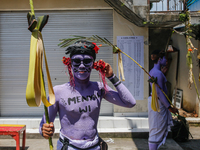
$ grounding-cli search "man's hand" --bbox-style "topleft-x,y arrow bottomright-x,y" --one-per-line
104,62 -> 113,78
93,59 -> 113,77
169,107 -> 179,115
42,122 -> 54,139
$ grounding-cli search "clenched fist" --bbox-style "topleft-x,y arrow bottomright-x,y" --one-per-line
42,122 -> 54,139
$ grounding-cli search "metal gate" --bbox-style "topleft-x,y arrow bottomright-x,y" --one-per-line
0,10 -> 113,116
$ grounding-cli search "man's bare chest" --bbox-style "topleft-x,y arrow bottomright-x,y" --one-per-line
59,90 -> 102,114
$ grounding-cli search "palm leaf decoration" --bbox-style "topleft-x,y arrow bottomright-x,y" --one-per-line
58,35 -> 172,104
59,35 -> 124,81
58,35 -> 120,53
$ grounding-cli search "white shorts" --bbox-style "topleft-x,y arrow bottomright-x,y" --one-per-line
57,132 -> 100,150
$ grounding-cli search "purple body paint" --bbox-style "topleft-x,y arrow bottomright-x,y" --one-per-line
40,54 -> 136,143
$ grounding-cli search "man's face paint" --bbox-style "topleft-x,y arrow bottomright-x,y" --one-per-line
71,54 -> 94,81
159,56 -> 167,66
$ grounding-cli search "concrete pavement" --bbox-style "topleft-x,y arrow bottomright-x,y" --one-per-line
1,126 -> 200,150
0,128 -> 184,150
0,117 -> 200,150
0,137 -> 182,150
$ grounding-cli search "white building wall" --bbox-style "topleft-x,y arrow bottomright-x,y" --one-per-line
171,33 -> 200,114
0,0 -> 149,117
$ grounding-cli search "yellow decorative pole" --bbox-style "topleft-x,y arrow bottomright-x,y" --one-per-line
117,47 -> 173,105
26,0 -> 55,149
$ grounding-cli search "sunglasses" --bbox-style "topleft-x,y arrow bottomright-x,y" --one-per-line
71,58 -> 93,66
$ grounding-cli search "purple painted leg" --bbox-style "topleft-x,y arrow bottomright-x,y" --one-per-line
149,143 -> 158,150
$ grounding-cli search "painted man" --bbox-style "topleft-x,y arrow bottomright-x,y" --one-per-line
39,40 -> 136,150
148,50 -> 179,150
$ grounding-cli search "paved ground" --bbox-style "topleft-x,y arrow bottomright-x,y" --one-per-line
176,125 -> 200,150
0,138 -> 182,150
0,125 -> 199,150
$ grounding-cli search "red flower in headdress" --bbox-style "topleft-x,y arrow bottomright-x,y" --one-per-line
62,57 -> 71,66
92,43 -> 99,54
62,57 -> 75,88
93,60 -> 106,72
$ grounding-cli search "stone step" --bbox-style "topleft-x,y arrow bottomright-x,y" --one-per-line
0,117 -> 150,138
0,116 -> 176,139
0,116 -> 149,132
1,116 -> 198,131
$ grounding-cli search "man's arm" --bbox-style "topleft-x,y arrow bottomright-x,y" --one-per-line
155,72 -> 171,109
102,62 -> 136,108
39,92 -> 59,138
155,72 -> 179,114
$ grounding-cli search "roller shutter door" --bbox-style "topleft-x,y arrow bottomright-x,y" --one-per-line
0,10 -> 113,117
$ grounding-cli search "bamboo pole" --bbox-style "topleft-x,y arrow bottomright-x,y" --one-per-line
118,49 -> 173,105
